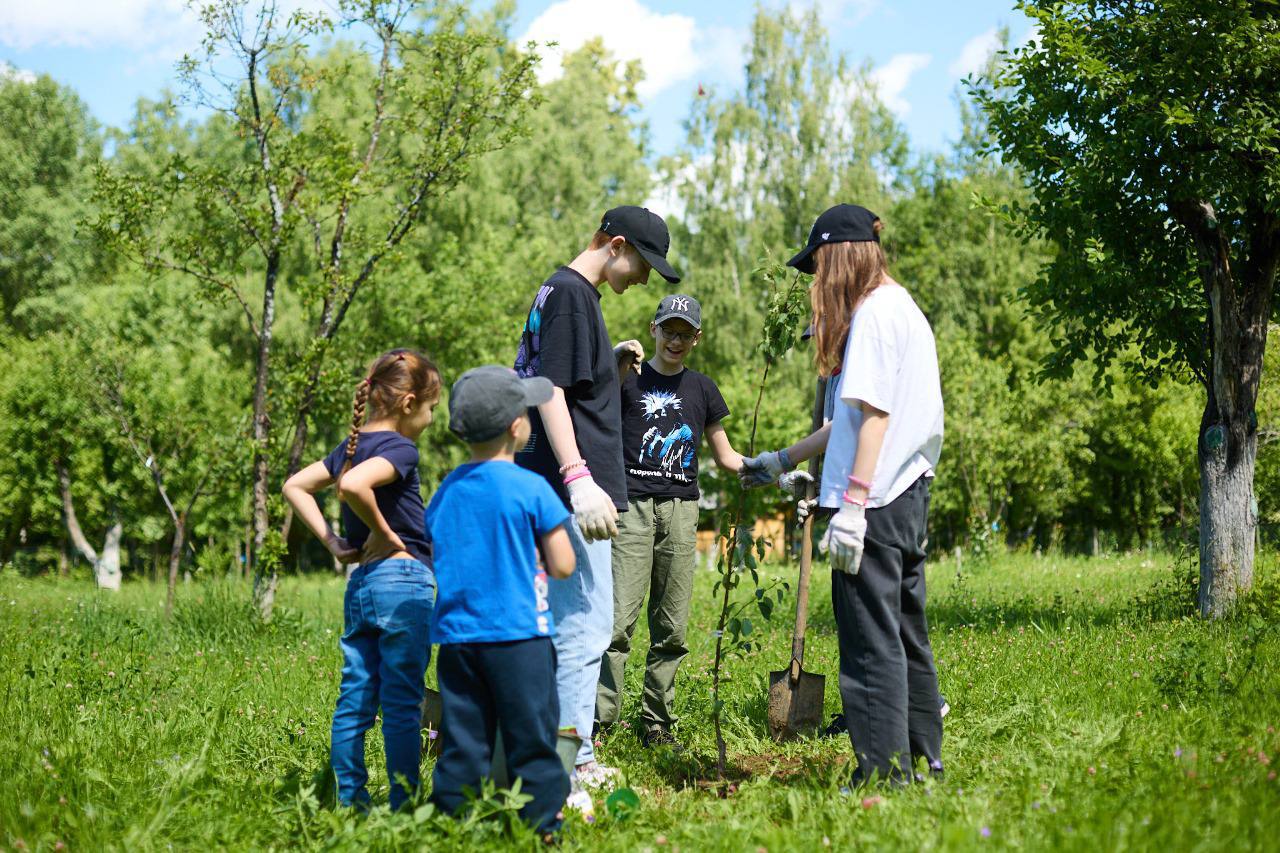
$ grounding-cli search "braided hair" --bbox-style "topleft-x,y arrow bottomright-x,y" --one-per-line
337,348 -> 441,488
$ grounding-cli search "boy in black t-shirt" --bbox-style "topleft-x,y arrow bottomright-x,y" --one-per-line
514,206 -> 681,786
595,294 -> 744,748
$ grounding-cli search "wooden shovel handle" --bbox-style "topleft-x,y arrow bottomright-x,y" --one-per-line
789,376 -> 826,683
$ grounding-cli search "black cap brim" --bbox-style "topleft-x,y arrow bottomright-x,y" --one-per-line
636,246 -> 681,284
786,244 -> 818,275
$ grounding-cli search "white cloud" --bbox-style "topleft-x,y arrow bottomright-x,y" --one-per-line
519,0 -> 709,98
787,0 -> 879,27
949,27 -> 1001,79
0,1 -> 201,51
0,1 -> 330,57
871,52 -> 930,117
1,61 -> 36,84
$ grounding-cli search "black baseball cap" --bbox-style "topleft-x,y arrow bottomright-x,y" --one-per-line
786,204 -> 881,274
653,294 -> 701,329
600,205 -> 682,284
448,365 -> 554,443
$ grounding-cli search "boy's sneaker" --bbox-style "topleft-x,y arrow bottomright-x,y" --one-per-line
639,726 -> 686,754
564,788 -> 596,824
573,761 -> 620,789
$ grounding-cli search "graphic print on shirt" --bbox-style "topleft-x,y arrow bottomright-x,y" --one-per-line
514,284 -> 554,378
637,390 -> 695,477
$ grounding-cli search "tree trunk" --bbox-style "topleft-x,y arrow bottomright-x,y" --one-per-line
1176,199 -> 1275,618
58,462 -> 122,591
1198,416 -> 1256,617
251,250 -> 280,621
96,519 -> 123,591
166,516 -> 185,618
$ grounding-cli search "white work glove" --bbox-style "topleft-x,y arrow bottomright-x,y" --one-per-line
778,470 -> 816,524
566,475 -> 619,542
614,339 -> 644,376
820,502 -> 867,574
738,449 -> 793,489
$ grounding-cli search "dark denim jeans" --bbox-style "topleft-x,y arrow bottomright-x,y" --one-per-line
330,558 -> 434,810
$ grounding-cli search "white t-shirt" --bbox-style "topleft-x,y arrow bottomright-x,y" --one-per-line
819,283 -> 944,509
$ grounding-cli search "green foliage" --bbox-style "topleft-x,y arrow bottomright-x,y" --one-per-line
975,0 -> 1280,385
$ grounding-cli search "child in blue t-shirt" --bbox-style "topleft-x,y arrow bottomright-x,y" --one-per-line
426,365 -> 576,837
282,348 -> 442,812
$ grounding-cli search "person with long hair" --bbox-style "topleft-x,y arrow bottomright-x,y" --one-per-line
743,205 -> 945,786
282,348 -> 442,810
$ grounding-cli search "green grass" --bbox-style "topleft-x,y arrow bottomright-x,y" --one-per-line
2,549 -> 1278,851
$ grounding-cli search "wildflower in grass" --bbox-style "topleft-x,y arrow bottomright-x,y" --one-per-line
1174,747 -> 1182,758
981,827 -> 991,838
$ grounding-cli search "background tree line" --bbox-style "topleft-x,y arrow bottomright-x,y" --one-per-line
1,1 -> 1276,608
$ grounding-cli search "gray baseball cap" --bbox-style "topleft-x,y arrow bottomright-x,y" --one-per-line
653,294 -> 701,329
448,365 -> 554,443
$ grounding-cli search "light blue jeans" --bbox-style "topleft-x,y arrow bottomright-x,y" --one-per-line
550,518 -> 613,765
330,558 -> 434,811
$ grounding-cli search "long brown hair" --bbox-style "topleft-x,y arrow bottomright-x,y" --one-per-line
339,348 -> 441,485
810,222 -> 888,377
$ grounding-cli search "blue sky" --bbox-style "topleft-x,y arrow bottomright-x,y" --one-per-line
2,1 -> 1033,157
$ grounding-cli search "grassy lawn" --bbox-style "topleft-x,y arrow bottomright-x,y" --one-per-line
2,549 -> 1278,851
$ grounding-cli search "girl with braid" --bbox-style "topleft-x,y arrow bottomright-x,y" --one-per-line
283,348 -> 442,811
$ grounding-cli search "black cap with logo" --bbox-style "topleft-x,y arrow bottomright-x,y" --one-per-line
786,204 -> 881,275
600,205 -> 682,284
653,294 -> 701,330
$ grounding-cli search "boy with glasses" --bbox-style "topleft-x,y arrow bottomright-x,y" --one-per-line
595,294 -> 744,749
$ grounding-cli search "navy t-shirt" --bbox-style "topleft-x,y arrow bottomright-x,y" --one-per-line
322,431 -> 431,566
514,267 -> 628,512
426,461 -> 571,643
620,364 -> 729,501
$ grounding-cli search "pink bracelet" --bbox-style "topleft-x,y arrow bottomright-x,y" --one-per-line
563,469 -> 592,486
842,490 -> 867,507
847,474 -> 872,490
558,459 -> 587,475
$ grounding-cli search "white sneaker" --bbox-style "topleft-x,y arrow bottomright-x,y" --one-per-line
573,761 -> 620,789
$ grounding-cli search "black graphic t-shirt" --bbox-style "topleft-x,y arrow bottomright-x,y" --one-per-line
514,267 -> 628,512
620,363 -> 729,501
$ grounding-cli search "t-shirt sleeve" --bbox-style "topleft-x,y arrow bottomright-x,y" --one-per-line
703,376 -> 730,426
534,291 -> 596,390
378,438 -> 420,480
322,442 -> 347,479
839,307 -> 900,414
532,477 -> 572,536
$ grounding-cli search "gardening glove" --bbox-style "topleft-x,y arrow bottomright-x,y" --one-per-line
778,469 -> 816,524
820,502 -> 867,574
795,497 -> 819,526
614,339 -> 644,376
567,475 -> 619,542
738,449 -> 793,489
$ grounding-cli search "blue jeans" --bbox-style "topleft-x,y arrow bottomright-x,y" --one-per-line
550,519 -> 613,765
330,558 -> 435,810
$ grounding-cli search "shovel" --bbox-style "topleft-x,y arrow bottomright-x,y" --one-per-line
767,378 -> 827,741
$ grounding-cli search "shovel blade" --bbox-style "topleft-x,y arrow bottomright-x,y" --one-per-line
767,666 -> 826,741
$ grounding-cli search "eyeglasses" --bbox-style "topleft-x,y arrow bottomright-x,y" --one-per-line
658,326 -> 697,344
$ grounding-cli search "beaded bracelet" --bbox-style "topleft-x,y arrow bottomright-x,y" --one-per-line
558,459 -> 587,475
563,468 -> 592,486
841,490 -> 867,507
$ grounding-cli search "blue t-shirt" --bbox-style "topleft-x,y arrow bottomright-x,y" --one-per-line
322,431 -> 431,566
425,461 -> 571,643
